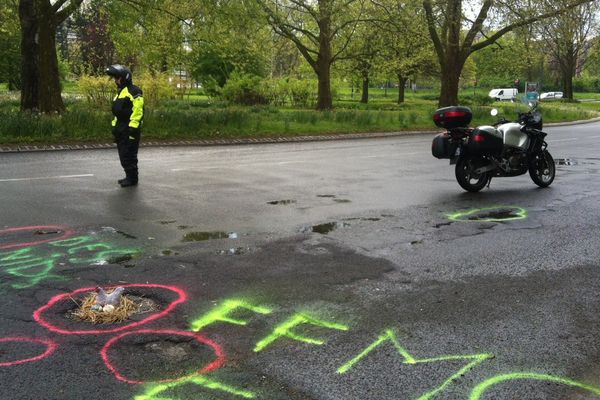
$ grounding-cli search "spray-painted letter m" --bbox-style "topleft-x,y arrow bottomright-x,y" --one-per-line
337,329 -> 493,400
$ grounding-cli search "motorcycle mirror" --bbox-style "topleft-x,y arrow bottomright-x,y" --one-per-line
490,108 -> 498,116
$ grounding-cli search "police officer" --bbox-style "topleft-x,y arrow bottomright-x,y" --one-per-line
105,64 -> 144,187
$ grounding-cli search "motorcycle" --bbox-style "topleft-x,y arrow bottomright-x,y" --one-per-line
431,101 -> 555,192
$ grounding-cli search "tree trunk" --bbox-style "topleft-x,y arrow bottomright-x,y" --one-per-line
438,61 -> 464,107
315,9 -> 333,110
397,75 -> 408,104
360,76 -> 369,103
19,0 -> 65,113
19,0 -> 39,111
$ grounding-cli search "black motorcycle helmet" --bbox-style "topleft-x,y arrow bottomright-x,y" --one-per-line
105,64 -> 132,87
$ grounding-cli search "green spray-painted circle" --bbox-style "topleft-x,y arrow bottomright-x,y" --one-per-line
469,372 -> 600,400
447,206 -> 527,222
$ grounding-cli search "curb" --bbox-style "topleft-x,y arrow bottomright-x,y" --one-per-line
0,130 -> 437,153
1,116 -> 598,153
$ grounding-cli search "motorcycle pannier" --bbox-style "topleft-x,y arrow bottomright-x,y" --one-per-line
467,128 -> 503,155
432,133 -> 457,159
432,106 -> 472,129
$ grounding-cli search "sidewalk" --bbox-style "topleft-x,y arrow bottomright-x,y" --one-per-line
0,130 -> 435,153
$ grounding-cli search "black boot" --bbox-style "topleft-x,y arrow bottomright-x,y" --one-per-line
120,169 -> 138,187
119,178 -> 138,187
118,177 -> 127,185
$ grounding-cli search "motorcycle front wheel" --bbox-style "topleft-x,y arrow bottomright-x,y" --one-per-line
528,150 -> 555,188
455,156 -> 490,192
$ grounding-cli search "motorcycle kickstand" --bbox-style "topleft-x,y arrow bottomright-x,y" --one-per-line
486,177 -> 493,188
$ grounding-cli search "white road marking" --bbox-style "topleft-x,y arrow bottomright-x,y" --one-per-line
0,174 -> 94,182
552,138 -> 578,142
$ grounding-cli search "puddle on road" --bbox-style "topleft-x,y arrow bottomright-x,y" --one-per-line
447,206 -> 527,222
333,199 -> 352,203
182,231 -> 238,242
34,229 -> 60,235
100,227 -> 137,239
310,222 -> 350,234
344,217 -> 381,222
267,200 -> 297,205
217,247 -> 252,256
555,158 -> 599,166
317,194 -> 336,198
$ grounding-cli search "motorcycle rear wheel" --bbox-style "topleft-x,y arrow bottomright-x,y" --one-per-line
455,156 -> 490,192
529,150 -> 555,188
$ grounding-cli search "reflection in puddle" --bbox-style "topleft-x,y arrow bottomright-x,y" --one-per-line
555,158 -> 598,166
311,222 -> 350,234
217,247 -> 251,256
182,232 -> 238,242
267,200 -> 297,205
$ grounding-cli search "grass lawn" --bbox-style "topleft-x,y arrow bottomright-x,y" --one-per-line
0,84 -> 598,145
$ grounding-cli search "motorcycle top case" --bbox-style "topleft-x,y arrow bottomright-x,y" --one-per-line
432,106 -> 472,129
467,126 -> 503,155
432,133 -> 457,159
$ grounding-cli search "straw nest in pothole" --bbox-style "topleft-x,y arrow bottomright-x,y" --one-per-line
69,291 -> 156,324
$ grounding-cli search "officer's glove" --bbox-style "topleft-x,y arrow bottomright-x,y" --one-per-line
127,127 -> 141,141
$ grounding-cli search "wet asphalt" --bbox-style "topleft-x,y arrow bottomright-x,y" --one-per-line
1,122 -> 600,399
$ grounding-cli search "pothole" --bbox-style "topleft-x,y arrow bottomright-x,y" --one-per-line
182,231 -> 237,242
216,247 -> 252,256
447,206 -> 527,222
267,200 -> 297,205
309,222 -> 350,234
555,158 -> 598,166
66,291 -> 158,325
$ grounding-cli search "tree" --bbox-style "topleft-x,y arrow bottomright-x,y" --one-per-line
540,0 -> 599,99
342,2 -> 383,103
472,33 -> 544,88
72,2 -> 115,75
186,0 -> 271,94
256,0 -> 367,110
422,0 -> 597,107
371,0 -> 436,103
18,0 -> 85,113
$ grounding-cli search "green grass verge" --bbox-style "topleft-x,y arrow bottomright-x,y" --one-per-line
0,91 -> 598,145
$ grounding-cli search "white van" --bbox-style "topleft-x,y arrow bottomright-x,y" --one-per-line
488,88 -> 518,101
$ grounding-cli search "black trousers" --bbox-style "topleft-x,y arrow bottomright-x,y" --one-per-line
114,128 -> 140,180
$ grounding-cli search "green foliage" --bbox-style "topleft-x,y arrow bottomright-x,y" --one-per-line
459,93 -> 494,107
78,75 -> 114,107
0,1 -> 20,90
136,73 -> 176,107
78,73 -> 175,108
573,76 -> 600,92
0,94 -> 597,145
221,73 -> 269,106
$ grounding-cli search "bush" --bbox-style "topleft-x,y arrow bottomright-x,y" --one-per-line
78,73 -> 175,109
78,75 -> 114,107
221,73 -> 269,106
136,73 -> 176,108
573,76 -> 600,92
460,93 -> 494,106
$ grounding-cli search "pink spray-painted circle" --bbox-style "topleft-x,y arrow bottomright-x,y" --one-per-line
33,284 -> 187,335
0,337 -> 58,367
101,329 -> 225,384
0,225 -> 76,250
